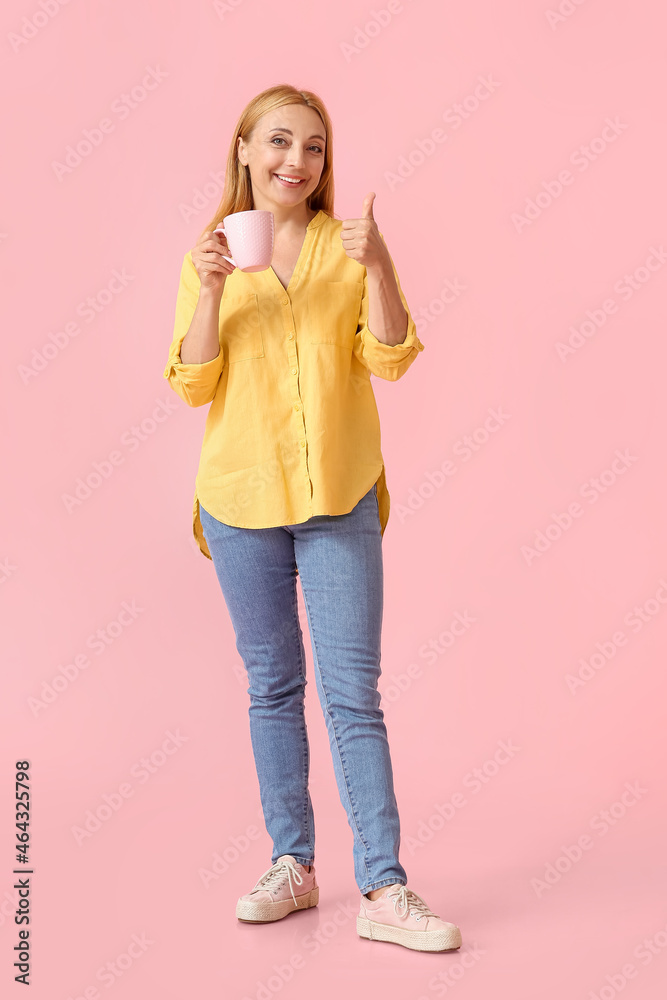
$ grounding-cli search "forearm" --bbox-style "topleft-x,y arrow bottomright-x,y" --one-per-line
179,287 -> 223,364
366,256 -> 409,347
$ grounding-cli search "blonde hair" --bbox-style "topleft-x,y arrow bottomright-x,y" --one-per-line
201,84 -> 336,240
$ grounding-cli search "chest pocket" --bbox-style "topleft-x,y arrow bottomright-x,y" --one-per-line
306,279 -> 363,348
221,291 -> 265,363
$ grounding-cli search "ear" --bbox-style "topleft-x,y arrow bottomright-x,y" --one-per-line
237,136 -> 247,166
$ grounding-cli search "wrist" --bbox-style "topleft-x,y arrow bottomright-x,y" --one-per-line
198,284 -> 224,304
366,251 -> 393,279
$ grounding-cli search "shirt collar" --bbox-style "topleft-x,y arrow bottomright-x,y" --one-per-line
307,209 -> 329,230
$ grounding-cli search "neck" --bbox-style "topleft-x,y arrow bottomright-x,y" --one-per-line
252,201 -> 317,233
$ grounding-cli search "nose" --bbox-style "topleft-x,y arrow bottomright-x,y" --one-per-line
284,145 -> 307,169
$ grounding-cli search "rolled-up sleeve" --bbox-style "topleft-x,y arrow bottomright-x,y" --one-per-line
163,252 -> 224,407
352,242 -> 425,381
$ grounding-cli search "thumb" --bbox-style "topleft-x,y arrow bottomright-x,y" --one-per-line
362,191 -> 376,220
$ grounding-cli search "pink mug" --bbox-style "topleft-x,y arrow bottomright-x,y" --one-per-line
214,210 -> 274,273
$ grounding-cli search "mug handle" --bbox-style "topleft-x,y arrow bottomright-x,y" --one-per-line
214,224 -> 237,268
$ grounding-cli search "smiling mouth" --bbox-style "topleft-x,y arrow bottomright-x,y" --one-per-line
274,174 -> 306,185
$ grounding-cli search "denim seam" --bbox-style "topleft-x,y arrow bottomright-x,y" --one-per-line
291,572 -> 314,859
300,586 -> 373,890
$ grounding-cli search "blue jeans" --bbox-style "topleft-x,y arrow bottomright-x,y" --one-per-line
199,482 -> 408,895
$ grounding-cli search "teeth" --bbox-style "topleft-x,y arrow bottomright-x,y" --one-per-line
276,175 -> 303,184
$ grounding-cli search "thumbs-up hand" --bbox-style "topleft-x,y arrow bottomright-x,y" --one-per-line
340,192 -> 389,270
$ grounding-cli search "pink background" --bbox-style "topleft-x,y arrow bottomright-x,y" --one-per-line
2,1 -> 666,997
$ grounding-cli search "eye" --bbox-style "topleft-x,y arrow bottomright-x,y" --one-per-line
271,137 -> 323,153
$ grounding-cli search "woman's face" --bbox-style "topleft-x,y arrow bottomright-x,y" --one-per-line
237,105 -> 326,214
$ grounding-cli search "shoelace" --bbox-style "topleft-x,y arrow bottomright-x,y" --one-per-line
384,886 -> 440,923
252,859 -> 304,907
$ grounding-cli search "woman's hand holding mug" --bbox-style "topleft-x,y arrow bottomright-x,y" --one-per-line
191,228 -> 237,295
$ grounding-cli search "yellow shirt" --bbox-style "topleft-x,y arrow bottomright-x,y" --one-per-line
163,209 -> 425,561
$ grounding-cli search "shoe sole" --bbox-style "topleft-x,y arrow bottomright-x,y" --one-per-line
236,886 -> 319,923
357,915 -> 462,952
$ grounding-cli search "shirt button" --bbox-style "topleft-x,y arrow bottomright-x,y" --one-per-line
282,296 -> 289,305
300,441 -> 305,447
294,404 -> 301,411
291,367 -> 297,375
287,333 -> 294,340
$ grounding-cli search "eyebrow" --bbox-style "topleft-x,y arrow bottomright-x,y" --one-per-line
268,127 -> 326,142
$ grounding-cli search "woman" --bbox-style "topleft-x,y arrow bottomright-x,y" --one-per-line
163,84 -> 461,953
